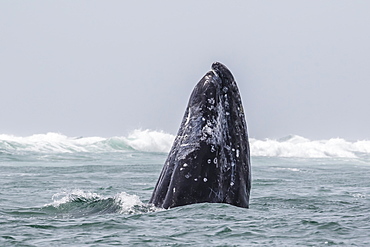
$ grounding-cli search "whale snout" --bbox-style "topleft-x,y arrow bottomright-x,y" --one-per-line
211,62 -> 234,82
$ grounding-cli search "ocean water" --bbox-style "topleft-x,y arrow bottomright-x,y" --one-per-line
1,130 -> 370,246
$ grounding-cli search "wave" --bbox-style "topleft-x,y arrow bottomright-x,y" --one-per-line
250,135 -> 370,158
0,129 -> 174,154
44,189 -> 159,216
1,130 -> 370,158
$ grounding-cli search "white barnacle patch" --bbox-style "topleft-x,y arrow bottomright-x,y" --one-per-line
203,177 -> 208,182
202,125 -> 213,136
225,112 -> 230,116
184,110 -> 191,126
207,159 -> 211,164
210,145 -> 216,153
232,148 -> 235,152
207,98 -> 215,105
213,157 -> 217,164
202,117 -> 206,121
204,78 -> 210,85
180,168 -> 184,171
236,149 -> 240,158
230,182 -> 235,186
194,178 -> 198,182
183,163 -> 188,167
173,187 -> 176,193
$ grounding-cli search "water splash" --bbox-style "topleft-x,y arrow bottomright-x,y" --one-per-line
1,131 -> 370,158
45,189 -> 159,217
250,135 -> 370,158
0,130 -> 175,154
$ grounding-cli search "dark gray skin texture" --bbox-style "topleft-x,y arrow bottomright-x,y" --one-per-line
149,62 -> 251,209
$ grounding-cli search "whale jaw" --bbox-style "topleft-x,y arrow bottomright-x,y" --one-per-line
150,62 -> 251,209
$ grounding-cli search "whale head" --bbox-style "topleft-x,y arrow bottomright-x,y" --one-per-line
150,62 -> 251,209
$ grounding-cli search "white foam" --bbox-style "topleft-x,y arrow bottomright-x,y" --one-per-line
113,192 -> 144,214
0,132 -> 105,153
122,129 -> 175,153
46,189 -> 154,214
47,189 -> 102,207
0,129 -> 175,154
250,135 -> 370,158
1,131 -> 370,158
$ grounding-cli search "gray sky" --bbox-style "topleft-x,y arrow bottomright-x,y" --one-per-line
1,1 -> 369,140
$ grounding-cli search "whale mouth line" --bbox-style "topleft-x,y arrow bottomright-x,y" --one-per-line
211,69 -> 217,75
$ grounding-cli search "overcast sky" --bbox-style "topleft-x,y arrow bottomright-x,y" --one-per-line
1,1 -> 369,140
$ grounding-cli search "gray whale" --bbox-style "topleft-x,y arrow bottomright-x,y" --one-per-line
150,62 -> 251,209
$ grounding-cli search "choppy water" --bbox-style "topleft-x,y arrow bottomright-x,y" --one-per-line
1,131 -> 370,246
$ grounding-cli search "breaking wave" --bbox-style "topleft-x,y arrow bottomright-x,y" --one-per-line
1,130 -> 370,158
44,189 -> 158,217
250,135 -> 370,158
0,129 -> 174,154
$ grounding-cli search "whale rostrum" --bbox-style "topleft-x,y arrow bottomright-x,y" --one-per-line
150,62 -> 251,209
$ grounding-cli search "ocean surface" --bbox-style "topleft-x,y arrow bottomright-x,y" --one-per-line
1,130 -> 370,246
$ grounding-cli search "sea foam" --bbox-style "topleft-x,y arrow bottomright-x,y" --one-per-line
250,135 -> 370,158
0,130 -> 174,154
46,189 -> 158,215
1,131 -> 370,158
